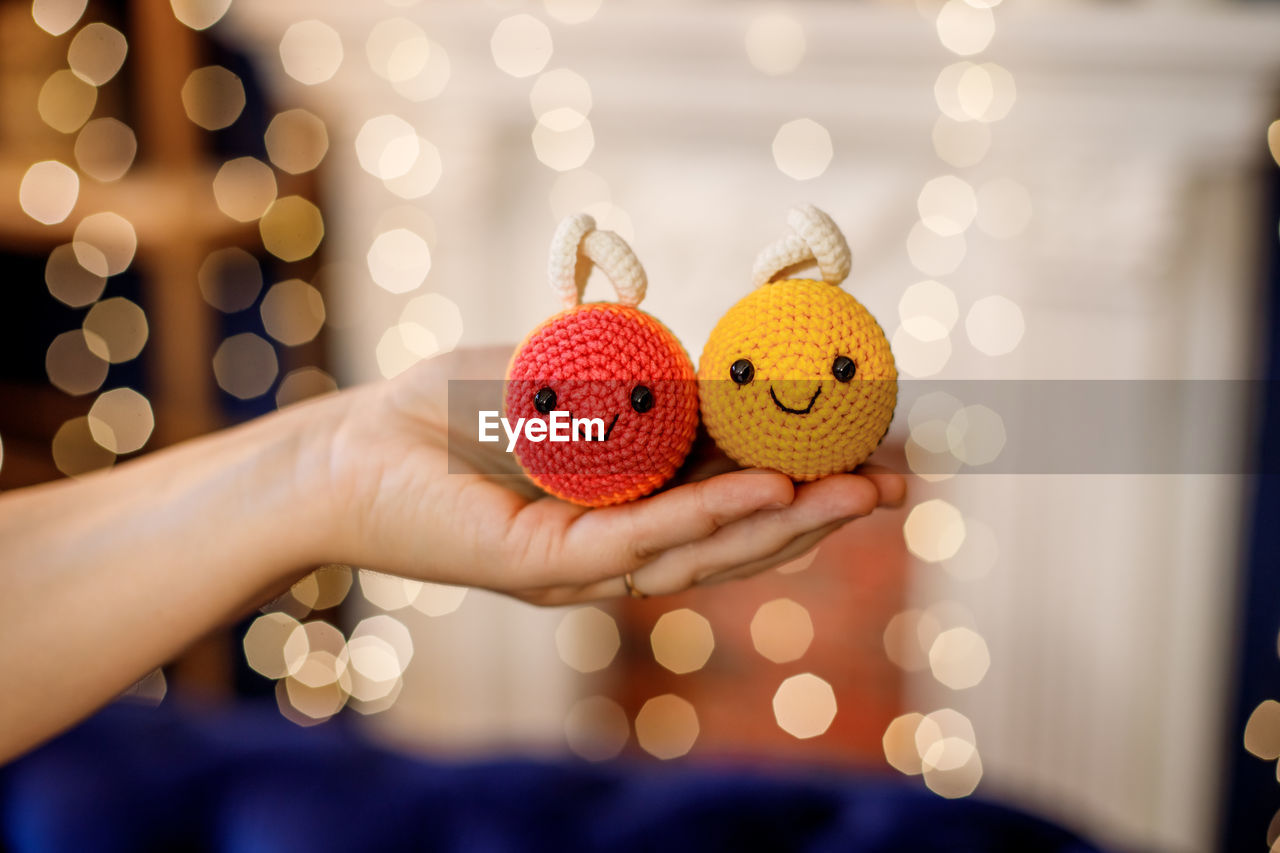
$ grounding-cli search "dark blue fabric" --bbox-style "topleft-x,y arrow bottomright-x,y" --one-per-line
1,702 -> 1105,853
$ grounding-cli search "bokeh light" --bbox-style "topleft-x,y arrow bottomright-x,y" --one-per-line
67,22 -> 128,86
391,39 -> 451,102
279,20 -> 344,85
87,387 -> 154,454
564,695 -> 630,761
531,112 -> 594,172
555,606 -> 620,674
355,114 -> 420,180
491,14 -> 553,79
543,0 -> 601,25
83,297 -> 147,363
46,330 -> 108,396
932,116 -> 990,168
75,118 -> 137,182
906,221 -> 965,277
634,694 -> 699,760
32,0 -> 87,36
170,0 -> 232,31
38,69 -> 97,134
883,712 -> 928,775
198,247 -> 262,313
899,280 -> 958,342
276,367 -> 339,408
19,160 -> 79,225
289,564 -> 352,612
260,279 -> 325,346
52,415 -> 115,477
368,228 -> 431,293
366,17 -> 429,83
965,294 -> 1024,356
772,118 -> 832,181
649,608 -> 715,675
750,598 -> 814,664
399,293 -> 463,353
212,332 -> 278,399
744,11 -> 805,76
1244,700 -> 1280,760
259,196 -> 325,262
265,109 -> 329,175
918,175 -> 977,236
530,69 -> 592,120
935,0 -> 994,56
212,156 -> 278,222
45,243 -> 105,308
772,673 -> 837,739
73,211 -> 136,276
922,735 -> 984,798
383,137 -> 442,199
410,582 -> 468,617
883,609 -> 935,673
946,404 -> 1005,466
350,615 -> 414,679
891,326 -> 951,378
181,65 -> 246,131
904,499 -> 967,563
289,620 -> 348,689
247,611 -> 307,678
928,626 -> 991,689
376,324 -> 434,379
358,569 -> 420,611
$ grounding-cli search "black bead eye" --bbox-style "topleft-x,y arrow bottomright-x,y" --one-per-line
533,386 -> 557,414
729,359 -> 754,385
832,356 -> 856,383
630,385 -> 654,413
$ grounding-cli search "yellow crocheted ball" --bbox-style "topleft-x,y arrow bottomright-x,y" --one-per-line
698,278 -> 897,481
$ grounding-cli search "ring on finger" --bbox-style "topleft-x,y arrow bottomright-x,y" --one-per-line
623,572 -> 648,599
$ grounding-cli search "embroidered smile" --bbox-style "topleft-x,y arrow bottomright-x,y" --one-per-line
769,386 -> 820,415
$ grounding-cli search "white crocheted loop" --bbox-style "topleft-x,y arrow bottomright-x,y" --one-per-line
751,204 -> 852,288
548,213 -> 647,309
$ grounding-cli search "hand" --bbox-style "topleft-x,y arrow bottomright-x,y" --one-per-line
315,347 -> 905,604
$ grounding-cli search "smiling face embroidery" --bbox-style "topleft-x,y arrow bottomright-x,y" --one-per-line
698,278 -> 897,481
506,303 -> 698,506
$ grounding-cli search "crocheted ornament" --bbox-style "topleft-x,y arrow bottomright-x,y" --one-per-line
505,214 -> 699,506
698,205 -> 897,481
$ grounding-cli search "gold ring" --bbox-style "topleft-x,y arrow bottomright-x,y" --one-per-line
623,572 -> 647,599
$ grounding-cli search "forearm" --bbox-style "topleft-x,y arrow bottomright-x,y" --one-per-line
0,395 -> 339,761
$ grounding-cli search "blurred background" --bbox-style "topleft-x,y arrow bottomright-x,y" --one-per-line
2,0 -> 1279,851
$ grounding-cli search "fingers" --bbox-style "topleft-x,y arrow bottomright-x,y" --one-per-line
622,473 -> 877,596
856,463 -> 907,508
545,469 -> 795,584
697,519 -> 842,586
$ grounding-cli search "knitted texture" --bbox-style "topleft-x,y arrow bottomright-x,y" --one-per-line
506,303 -> 698,506
698,278 -> 897,481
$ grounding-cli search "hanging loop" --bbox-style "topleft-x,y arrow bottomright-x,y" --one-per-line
548,213 -> 647,309
751,204 -> 851,288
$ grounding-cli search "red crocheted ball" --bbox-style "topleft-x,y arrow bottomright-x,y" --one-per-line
505,303 -> 699,506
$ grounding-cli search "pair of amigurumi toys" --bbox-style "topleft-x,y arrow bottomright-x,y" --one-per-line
504,205 -> 898,507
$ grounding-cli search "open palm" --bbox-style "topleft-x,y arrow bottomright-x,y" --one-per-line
319,347 -> 905,604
